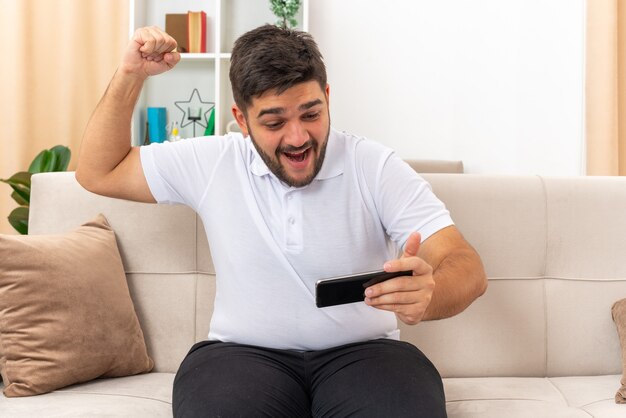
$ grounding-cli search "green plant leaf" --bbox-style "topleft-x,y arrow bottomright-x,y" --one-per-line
8,206 -> 28,235
29,149 -> 52,173
3,145 -> 70,233
47,151 -> 59,173
0,172 -> 32,205
9,185 -> 30,206
28,146 -> 71,173
0,171 -> 31,187
50,145 -> 71,171
11,190 -> 28,206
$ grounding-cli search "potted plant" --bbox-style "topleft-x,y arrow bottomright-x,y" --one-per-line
0,145 -> 71,234
270,0 -> 301,29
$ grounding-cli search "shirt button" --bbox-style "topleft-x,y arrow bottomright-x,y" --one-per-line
289,217 -> 295,225
287,195 -> 293,200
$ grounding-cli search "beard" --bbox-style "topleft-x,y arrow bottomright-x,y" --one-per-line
248,125 -> 330,188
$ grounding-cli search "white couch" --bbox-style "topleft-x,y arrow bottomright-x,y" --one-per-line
1,171 -> 625,417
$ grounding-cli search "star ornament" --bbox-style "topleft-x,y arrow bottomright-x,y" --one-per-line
174,88 -> 215,129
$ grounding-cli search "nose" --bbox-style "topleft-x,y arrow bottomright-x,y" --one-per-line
283,120 -> 310,148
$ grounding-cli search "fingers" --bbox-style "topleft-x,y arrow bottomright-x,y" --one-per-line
163,50 -> 181,68
364,274 -> 435,326
384,253 -> 432,277
134,26 -> 178,62
365,287 -> 424,306
364,236 -> 435,326
365,273 -> 434,303
368,239 -> 432,299
123,26 -> 180,77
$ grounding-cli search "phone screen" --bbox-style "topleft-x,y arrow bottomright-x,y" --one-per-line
315,270 -> 413,308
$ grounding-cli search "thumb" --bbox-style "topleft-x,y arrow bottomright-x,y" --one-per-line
164,51 -> 181,68
402,232 -> 422,258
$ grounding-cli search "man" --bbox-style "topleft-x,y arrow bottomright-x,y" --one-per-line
76,24 -> 487,418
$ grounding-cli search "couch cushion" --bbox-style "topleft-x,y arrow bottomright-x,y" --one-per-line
545,279 -> 625,377
3,374 -> 619,417
0,373 -> 174,417
445,375 -> 622,418
0,215 -> 153,396
549,375 -> 618,407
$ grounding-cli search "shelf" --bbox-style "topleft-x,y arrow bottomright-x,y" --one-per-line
178,53 -> 232,61
179,53 -> 216,60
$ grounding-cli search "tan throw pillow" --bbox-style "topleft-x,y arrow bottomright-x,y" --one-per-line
612,298 -> 626,404
0,214 -> 153,397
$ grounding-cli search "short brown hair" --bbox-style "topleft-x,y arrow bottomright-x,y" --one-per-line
229,24 -> 327,114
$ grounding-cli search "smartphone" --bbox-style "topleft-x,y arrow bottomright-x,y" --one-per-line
315,270 -> 413,308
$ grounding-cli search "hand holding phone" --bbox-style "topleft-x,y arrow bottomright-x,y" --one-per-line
315,270 -> 413,308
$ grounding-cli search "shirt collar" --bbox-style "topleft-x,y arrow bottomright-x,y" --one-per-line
248,128 -> 344,182
248,136 -> 270,177
315,128 -> 344,180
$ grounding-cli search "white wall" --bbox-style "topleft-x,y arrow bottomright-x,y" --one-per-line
309,0 -> 585,175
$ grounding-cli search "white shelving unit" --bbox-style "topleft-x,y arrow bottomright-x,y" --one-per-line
129,0 -> 309,145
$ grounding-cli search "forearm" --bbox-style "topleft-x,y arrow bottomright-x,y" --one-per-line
422,247 -> 487,320
75,69 -> 145,187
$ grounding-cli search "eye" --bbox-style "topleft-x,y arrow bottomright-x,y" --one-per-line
302,112 -> 320,121
265,120 -> 285,130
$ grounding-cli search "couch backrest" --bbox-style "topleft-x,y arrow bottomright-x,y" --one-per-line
405,159 -> 464,173
29,172 -> 626,377
30,172 -> 212,373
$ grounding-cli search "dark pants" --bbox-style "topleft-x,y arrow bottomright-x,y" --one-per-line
172,338 -> 447,418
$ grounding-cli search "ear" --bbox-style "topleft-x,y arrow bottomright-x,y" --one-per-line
231,104 -> 249,136
325,83 -> 330,107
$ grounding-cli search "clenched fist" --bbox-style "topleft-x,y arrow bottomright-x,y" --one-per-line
120,26 -> 181,79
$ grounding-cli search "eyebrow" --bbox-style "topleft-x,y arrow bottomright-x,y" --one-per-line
257,99 -> 323,118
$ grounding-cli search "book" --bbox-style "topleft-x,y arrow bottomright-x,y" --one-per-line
165,13 -> 188,53
187,11 -> 207,53
147,107 -> 167,143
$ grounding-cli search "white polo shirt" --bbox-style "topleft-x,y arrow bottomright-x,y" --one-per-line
140,128 -> 453,350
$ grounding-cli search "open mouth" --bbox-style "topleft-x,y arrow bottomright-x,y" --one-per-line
283,148 -> 310,163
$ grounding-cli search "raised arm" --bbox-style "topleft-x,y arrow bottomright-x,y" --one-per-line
75,27 -> 180,203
